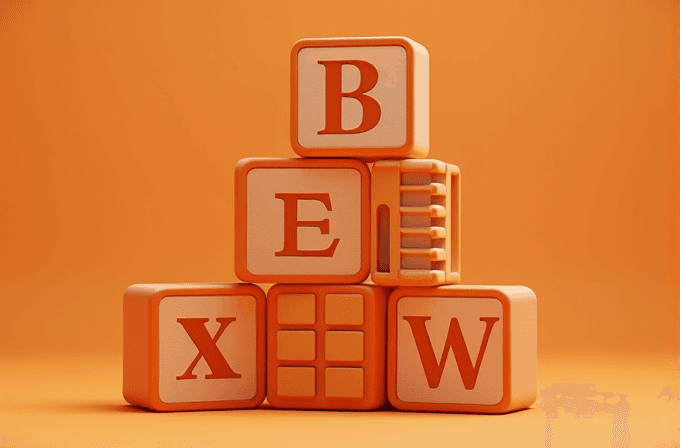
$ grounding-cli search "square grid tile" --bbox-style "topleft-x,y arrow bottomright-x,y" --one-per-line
267,284 -> 387,410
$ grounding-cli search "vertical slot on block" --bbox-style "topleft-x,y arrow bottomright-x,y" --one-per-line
377,204 -> 390,273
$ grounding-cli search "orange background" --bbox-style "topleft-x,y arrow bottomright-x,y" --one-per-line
1,1 -> 677,359
1,2 -> 678,447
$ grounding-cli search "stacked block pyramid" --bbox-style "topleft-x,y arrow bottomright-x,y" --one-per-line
123,36 -> 537,414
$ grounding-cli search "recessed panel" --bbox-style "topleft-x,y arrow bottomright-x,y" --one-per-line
246,168 -> 362,276
278,294 -> 316,325
325,294 -> 364,325
325,367 -> 364,398
277,367 -> 316,398
277,331 -> 316,361
325,331 -> 364,362
297,46 -> 407,149
396,296 -> 503,405
158,295 -> 257,403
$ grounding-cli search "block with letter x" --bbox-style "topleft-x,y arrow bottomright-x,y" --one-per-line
123,283 -> 266,411
387,285 -> 537,413
235,157 -> 370,284
291,36 -> 429,160
267,283 -> 387,410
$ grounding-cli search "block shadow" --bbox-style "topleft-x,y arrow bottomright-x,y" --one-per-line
17,400 -> 539,417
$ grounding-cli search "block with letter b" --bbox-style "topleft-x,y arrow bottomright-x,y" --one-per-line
235,158 -> 370,284
372,159 -> 460,286
387,285 -> 537,413
123,283 -> 266,411
291,36 -> 429,160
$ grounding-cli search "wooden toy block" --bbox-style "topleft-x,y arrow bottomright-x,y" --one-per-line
123,283 -> 266,411
291,36 -> 429,161
267,284 -> 387,410
371,159 -> 460,286
235,157 -> 370,284
387,285 -> 537,413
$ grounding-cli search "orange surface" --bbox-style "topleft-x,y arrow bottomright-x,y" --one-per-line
122,283 -> 266,411
388,285 -> 536,413
267,284 -> 387,410
0,353 -> 676,447
234,158 -> 371,284
0,0 -> 678,445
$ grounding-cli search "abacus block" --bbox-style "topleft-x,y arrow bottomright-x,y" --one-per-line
123,283 -> 266,411
387,285 -> 537,413
267,284 -> 388,410
235,158 -> 370,284
291,36 -> 429,161
371,159 -> 460,286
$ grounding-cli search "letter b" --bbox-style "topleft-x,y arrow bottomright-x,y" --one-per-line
317,60 -> 381,135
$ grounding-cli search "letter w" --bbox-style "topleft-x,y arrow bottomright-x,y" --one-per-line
403,316 -> 499,390
176,317 -> 242,380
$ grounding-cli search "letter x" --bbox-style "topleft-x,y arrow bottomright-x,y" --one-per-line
176,317 -> 242,380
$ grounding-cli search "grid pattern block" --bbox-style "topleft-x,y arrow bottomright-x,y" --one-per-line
371,159 -> 461,286
267,284 -> 387,410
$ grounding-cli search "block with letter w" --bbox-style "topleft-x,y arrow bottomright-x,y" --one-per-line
387,286 -> 537,414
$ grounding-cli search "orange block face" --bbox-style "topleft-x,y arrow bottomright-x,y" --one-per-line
267,284 -> 387,410
371,159 -> 460,286
291,36 -> 429,161
123,283 -> 266,411
235,158 -> 370,284
387,286 -> 536,413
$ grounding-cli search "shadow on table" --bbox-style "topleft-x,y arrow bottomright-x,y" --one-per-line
6,402 -> 148,414
10,400 -> 542,417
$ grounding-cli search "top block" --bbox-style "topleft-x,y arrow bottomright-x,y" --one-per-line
291,36 -> 429,161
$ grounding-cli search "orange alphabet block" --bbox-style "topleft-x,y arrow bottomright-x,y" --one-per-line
123,283 -> 266,411
291,36 -> 429,161
235,158 -> 370,284
387,285 -> 536,413
372,159 -> 460,286
267,284 -> 388,410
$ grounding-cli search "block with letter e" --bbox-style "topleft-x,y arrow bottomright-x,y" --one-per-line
291,36 -> 429,160
235,158 -> 370,284
123,283 -> 266,411
388,285 -> 536,413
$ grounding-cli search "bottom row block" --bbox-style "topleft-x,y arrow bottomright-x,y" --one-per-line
123,283 -> 266,412
123,282 -> 536,413
267,284 -> 386,410
388,286 -> 536,414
